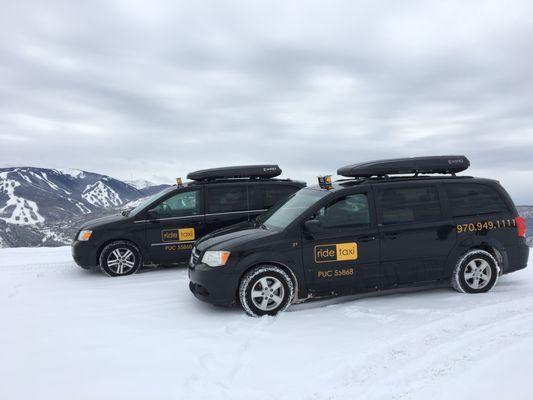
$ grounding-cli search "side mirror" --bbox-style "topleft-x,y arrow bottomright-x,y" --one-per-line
304,219 -> 322,234
146,209 -> 158,220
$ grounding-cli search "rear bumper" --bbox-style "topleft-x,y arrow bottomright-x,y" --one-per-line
503,241 -> 529,274
188,263 -> 239,306
71,240 -> 98,269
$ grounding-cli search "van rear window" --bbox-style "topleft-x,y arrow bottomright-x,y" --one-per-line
206,185 -> 248,214
249,185 -> 300,210
445,183 -> 509,217
379,186 -> 442,225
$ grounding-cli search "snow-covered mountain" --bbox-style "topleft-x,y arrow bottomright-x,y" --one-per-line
125,179 -> 156,189
124,179 -> 169,196
0,167 -> 169,247
126,179 -> 170,196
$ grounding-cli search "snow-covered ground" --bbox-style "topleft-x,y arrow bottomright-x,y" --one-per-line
1,247 -> 532,400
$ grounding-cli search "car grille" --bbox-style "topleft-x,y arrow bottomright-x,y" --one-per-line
190,247 -> 200,266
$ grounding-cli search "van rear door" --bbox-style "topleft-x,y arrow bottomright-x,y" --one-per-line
375,183 -> 456,288
203,183 -> 250,233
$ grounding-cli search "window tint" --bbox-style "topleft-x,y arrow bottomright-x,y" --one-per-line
152,190 -> 201,218
250,185 -> 300,210
379,186 -> 441,225
131,187 -> 175,216
313,194 -> 370,229
206,185 -> 247,213
445,183 -> 509,217
262,189 -> 328,229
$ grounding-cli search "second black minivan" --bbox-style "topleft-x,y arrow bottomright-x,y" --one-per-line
72,165 -> 305,276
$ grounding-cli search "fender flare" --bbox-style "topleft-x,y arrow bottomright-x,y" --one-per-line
444,236 -> 508,277
96,237 -> 147,266
235,250 -> 307,302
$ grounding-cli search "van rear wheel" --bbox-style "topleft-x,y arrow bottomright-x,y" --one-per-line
239,265 -> 294,317
452,250 -> 499,293
99,241 -> 141,277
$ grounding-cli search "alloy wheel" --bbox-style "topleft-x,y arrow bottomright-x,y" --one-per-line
250,276 -> 285,311
106,248 -> 136,275
464,258 -> 492,290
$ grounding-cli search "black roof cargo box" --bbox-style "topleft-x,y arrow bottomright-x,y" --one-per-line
337,156 -> 470,178
187,165 -> 282,181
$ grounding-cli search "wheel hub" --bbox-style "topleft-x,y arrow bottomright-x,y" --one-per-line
464,258 -> 492,290
106,248 -> 135,275
251,276 -> 285,311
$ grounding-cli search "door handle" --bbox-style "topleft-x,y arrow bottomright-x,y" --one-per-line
359,235 -> 376,242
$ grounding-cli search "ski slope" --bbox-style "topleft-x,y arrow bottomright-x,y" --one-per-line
0,247 -> 532,400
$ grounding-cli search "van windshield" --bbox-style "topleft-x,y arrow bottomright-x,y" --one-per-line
129,187 -> 176,216
261,188 -> 328,229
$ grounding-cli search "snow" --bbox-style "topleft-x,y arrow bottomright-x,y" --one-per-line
126,179 -> 157,189
39,227 -> 71,244
120,196 -> 149,210
0,247 -> 531,400
82,181 -> 123,207
40,171 -> 71,195
71,199 -> 91,214
20,173 -> 32,184
55,168 -> 86,179
0,175 -> 45,225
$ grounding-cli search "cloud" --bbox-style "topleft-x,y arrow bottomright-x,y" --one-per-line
1,0 -> 532,203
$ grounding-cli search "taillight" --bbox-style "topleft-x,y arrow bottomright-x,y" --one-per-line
515,216 -> 526,238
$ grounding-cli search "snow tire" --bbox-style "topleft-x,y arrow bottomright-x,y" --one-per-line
99,241 -> 142,277
452,249 -> 499,294
239,265 -> 294,317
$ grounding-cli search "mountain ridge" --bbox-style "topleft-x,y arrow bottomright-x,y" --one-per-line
0,167 -> 170,247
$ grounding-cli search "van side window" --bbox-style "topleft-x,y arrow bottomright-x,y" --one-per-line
314,194 -> 370,229
250,185 -> 300,210
379,186 -> 441,225
152,190 -> 201,218
206,185 -> 247,214
445,183 -> 509,217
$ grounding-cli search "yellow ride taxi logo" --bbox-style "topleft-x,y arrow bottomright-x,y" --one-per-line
161,228 -> 195,242
315,242 -> 358,263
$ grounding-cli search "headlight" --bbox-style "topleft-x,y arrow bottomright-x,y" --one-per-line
201,250 -> 231,267
77,230 -> 93,241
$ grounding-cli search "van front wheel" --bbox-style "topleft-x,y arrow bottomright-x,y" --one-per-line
99,241 -> 141,277
239,265 -> 294,317
452,250 -> 499,293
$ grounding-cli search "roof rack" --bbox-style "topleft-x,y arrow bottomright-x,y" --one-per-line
187,165 -> 282,181
337,156 -> 470,178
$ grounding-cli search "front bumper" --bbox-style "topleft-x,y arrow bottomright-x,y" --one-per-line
188,262 -> 240,306
71,240 -> 99,269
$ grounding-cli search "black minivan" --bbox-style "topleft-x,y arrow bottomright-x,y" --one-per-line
188,156 -> 529,316
72,165 -> 305,276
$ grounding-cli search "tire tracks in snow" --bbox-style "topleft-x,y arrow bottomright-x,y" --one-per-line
311,296 -> 533,400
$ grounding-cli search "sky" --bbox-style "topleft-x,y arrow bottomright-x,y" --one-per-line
1,0 -> 533,203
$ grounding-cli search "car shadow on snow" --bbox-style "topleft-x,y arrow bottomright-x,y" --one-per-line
289,271 -> 531,313
288,285 -> 452,312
